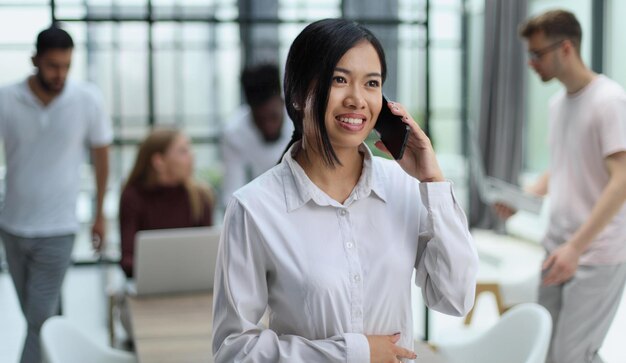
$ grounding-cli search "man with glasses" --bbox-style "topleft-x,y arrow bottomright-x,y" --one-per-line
527,39 -> 564,64
0,25 -> 111,363
496,9 -> 626,363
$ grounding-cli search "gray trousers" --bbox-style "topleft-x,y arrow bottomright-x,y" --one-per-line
539,262 -> 626,363
0,229 -> 74,363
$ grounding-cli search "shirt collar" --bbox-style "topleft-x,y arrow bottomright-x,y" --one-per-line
17,77 -> 74,108
17,79 -> 36,106
282,141 -> 388,212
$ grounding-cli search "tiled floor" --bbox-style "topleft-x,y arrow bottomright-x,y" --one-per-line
0,265 -> 110,362
1,265 -> 625,362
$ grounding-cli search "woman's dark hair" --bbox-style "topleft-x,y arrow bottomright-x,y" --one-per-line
36,24 -> 74,56
282,18 -> 387,166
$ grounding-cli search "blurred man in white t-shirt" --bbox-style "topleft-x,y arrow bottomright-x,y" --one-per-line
0,25 -> 111,363
495,10 -> 626,363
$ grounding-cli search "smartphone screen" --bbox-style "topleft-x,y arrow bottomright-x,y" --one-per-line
374,95 -> 410,160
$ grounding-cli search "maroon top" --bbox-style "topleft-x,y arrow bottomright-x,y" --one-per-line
118,183 -> 213,278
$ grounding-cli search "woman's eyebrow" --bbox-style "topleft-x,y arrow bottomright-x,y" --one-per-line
334,67 -> 382,78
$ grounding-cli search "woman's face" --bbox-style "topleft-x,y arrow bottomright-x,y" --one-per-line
321,41 -> 383,152
156,134 -> 194,184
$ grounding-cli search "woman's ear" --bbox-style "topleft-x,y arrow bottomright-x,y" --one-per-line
151,153 -> 165,174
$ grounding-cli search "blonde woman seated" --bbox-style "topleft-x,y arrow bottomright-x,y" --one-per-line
119,128 -> 214,278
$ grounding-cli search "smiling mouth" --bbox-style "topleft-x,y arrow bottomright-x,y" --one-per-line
337,117 -> 364,125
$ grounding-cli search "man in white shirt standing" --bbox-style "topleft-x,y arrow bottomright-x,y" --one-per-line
497,10 -> 626,363
0,25 -> 111,363
220,63 -> 293,208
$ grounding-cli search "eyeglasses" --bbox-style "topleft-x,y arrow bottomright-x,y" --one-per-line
528,40 -> 564,61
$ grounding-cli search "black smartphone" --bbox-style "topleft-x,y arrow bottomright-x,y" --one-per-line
374,95 -> 410,160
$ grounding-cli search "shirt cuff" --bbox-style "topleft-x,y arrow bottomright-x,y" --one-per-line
344,333 -> 370,363
419,181 -> 456,207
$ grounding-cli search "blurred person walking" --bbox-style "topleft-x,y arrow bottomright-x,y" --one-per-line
0,25 -> 112,363
496,10 -> 626,363
220,63 -> 293,208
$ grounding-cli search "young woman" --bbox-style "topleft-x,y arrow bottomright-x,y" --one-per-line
119,128 -> 214,278
212,19 -> 478,363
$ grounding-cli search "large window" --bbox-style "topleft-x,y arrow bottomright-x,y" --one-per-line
606,0 -> 626,88
0,0 -> 469,257
427,0 -> 467,208
0,2 -> 51,85
52,1 -> 241,187
0,0 -> 475,344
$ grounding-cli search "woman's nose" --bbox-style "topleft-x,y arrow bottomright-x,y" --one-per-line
343,87 -> 366,109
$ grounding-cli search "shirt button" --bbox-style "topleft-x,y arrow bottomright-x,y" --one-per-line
346,242 -> 354,249
354,309 -> 362,318
353,274 -> 361,282
340,209 -> 347,216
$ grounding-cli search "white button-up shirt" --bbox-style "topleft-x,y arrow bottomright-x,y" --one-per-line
212,142 -> 478,363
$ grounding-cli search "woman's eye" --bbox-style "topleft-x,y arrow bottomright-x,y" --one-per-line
333,76 -> 347,84
367,80 -> 380,87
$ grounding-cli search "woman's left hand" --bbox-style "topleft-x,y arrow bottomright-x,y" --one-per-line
374,100 -> 445,182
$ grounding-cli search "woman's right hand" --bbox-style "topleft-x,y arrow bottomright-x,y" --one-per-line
367,333 -> 417,363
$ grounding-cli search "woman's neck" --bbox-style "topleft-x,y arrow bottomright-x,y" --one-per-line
295,144 -> 364,204
152,173 -> 184,187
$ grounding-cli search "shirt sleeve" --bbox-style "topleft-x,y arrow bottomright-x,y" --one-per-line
596,95 -> 626,157
118,187 -> 140,278
414,182 -> 478,317
85,84 -> 113,147
220,134 -> 247,209
201,189 -> 214,226
212,198 -> 370,363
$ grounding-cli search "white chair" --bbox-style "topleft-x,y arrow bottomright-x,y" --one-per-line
41,316 -> 137,363
437,303 -> 552,363
465,227 -> 545,324
465,208 -> 547,324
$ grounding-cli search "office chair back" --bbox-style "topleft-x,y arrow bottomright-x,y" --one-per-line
438,303 -> 552,363
41,316 -> 137,363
